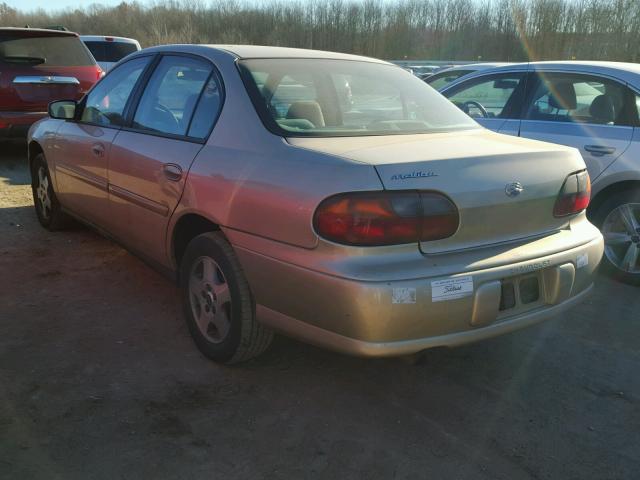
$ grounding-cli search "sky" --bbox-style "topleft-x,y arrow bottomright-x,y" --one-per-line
5,0 -> 307,12
6,0 -> 130,11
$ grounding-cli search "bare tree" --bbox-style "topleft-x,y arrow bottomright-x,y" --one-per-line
1,0 -> 638,61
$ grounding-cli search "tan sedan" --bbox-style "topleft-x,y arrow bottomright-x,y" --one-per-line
28,45 -> 603,363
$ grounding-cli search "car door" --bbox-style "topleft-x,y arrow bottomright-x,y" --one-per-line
443,72 -> 527,136
106,54 -> 222,265
518,71 -> 635,181
53,55 -> 152,226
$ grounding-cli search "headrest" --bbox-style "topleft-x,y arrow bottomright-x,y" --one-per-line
589,95 -> 615,124
549,83 -> 577,110
286,101 -> 325,128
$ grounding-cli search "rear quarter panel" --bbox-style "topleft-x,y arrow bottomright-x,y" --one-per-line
178,139 -> 382,252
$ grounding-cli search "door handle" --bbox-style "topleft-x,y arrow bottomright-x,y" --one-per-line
91,144 -> 105,157
163,163 -> 183,181
584,145 -> 616,156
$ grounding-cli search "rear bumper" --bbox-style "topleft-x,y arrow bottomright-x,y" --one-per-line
256,284 -> 594,357
235,227 -> 604,357
0,111 -> 47,138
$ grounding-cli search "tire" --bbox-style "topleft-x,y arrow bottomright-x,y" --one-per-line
592,189 -> 640,286
30,153 -> 71,231
179,232 -> 273,364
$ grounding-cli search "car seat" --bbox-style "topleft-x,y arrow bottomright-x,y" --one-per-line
286,101 -> 325,128
589,95 -> 616,124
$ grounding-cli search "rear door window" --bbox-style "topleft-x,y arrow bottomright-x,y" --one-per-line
526,73 -> 635,126
132,56 -> 213,137
84,41 -> 138,63
0,34 -> 93,67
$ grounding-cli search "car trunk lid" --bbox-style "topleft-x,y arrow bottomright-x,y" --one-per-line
288,129 -> 586,253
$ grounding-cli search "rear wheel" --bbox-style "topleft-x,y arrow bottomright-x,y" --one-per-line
593,190 -> 640,285
30,153 -> 71,231
179,232 -> 273,364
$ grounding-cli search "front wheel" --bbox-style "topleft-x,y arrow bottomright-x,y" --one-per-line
179,232 -> 273,364
593,190 -> 640,285
30,153 -> 71,231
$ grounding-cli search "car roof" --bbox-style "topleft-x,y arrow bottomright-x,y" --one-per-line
0,27 -> 78,37
438,62 -> 511,74
213,45 -> 391,63
443,61 -> 640,89
138,44 -> 392,65
80,35 -> 140,44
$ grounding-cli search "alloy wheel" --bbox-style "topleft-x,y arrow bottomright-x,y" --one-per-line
602,203 -> 640,274
188,256 -> 232,343
36,166 -> 52,220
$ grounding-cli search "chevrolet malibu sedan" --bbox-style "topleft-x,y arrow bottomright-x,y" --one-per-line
28,45 -> 603,363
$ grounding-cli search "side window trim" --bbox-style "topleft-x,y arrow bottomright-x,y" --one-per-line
121,53 -> 162,128
184,70 -> 214,135
501,73 -> 528,119
122,52 -> 224,143
76,53 -> 158,129
185,66 -> 226,140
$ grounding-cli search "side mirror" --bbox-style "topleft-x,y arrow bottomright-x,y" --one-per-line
48,100 -> 77,120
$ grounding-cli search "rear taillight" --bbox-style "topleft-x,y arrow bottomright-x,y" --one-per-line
553,170 -> 591,217
313,191 -> 459,246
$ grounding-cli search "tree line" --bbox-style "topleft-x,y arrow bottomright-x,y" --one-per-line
1,0 -> 639,62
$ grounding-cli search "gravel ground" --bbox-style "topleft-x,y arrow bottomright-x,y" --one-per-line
1,142 -> 639,480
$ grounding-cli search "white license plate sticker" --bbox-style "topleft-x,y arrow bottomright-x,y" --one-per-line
577,253 -> 589,269
392,287 -> 416,304
431,276 -> 474,302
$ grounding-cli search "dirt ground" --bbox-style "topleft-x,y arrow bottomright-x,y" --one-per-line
0,142 -> 638,480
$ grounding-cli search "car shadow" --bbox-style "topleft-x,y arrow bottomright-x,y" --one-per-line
0,140 -> 30,186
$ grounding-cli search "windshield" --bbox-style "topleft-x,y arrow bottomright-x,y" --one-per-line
84,41 -> 138,62
239,59 -> 478,137
0,34 -> 94,66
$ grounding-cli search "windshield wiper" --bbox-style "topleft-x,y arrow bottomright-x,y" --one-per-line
1,56 -> 46,65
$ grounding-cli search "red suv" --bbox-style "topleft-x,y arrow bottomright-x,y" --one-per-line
0,28 -> 102,139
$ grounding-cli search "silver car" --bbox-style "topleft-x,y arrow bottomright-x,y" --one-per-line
28,46 -> 603,363
442,61 -> 640,284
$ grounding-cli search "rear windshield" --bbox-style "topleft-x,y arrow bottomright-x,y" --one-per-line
239,58 -> 478,137
0,34 -> 94,67
84,41 -> 138,63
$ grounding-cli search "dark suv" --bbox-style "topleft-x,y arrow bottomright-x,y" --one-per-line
0,28 -> 102,140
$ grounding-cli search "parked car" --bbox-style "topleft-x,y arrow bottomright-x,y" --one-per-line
29,46 -> 603,363
441,61 -> 640,284
0,27 -> 102,140
80,35 -> 141,72
426,63 -> 510,90
407,65 -> 440,78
